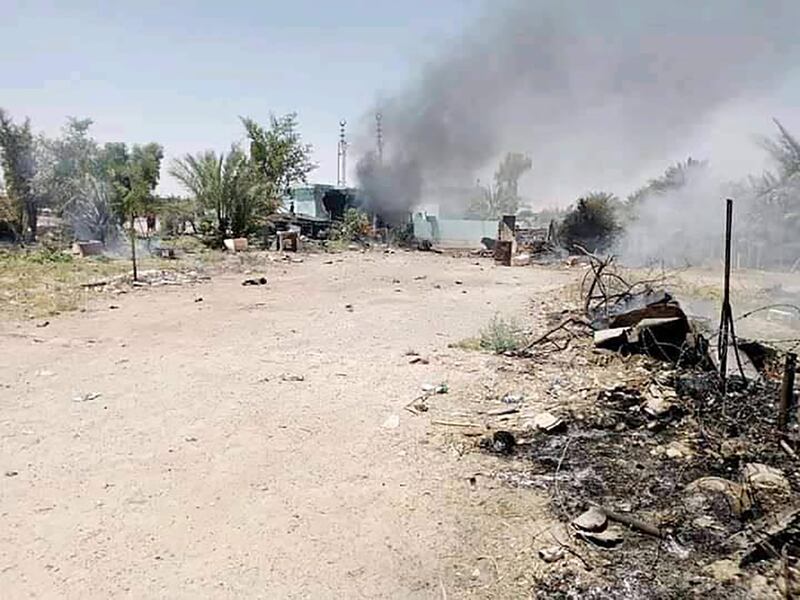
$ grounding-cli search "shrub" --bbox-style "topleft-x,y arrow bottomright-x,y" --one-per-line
479,315 -> 526,354
332,208 -> 370,242
559,192 -> 621,253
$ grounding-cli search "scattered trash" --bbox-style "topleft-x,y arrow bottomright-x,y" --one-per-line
421,383 -> 448,394
577,525 -> 624,549
72,392 -> 102,402
538,546 -> 565,563
280,374 -> 305,382
409,356 -> 430,365
573,507 -> 608,532
486,406 -> 519,416
531,411 -> 565,433
242,277 -> 268,286
382,414 -> 400,429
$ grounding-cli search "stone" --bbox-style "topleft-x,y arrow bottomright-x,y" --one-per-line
643,395 -> 672,418
685,477 -> 751,516
665,441 -> 692,459
538,546 -> 565,563
577,524 -> 624,548
707,559 -> 741,583
572,507 -> 607,532
741,463 -> 791,513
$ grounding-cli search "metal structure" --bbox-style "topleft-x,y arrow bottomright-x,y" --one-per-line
375,112 -> 384,164
337,120 -> 348,188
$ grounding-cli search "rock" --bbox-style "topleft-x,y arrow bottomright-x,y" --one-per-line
685,477 -> 751,516
665,441 -> 692,459
741,463 -> 791,513
707,559 -> 741,583
421,383 -> 448,394
511,253 -> 531,267
643,395 -> 672,418
382,415 -> 400,429
281,374 -> 305,382
577,524 -> 624,548
532,411 -> 565,433
501,393 -> 524,404
572,507 -> 607,532
538,546 -> 565,563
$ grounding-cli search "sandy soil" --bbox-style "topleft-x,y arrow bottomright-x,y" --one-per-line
0,251 -> 571,599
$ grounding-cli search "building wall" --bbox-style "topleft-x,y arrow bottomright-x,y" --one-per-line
413,215 -> 496,245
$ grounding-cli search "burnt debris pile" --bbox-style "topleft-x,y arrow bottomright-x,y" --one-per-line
481,251 -> 800,597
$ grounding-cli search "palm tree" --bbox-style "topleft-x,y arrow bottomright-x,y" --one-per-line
169,146 -> 259,238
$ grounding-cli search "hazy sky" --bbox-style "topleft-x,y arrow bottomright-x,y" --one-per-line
0,0 -> 483,194
2,0 -> 799,203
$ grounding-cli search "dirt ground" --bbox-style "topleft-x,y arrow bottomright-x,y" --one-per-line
0,250 -> 573,599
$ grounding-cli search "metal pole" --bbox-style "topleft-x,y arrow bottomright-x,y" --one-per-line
718,198 -> 733,390
779,352 -> 797,430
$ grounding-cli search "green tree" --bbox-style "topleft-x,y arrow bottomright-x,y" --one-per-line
0,109 -> 38,241
467,152 -> 532,219
559,192 -> 621,253
101,142 -> 163,279
169,145 -> 262,238
241,113 -> 317,201
627,157 -> 708,205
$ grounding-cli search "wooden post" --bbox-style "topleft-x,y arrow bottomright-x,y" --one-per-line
779,352 -> 797,431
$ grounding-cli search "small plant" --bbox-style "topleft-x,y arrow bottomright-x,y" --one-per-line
332,208 -> 371,242
479,315 -> 526,354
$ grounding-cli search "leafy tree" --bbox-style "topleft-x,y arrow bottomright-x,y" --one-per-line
169,145 -> 262,238
467,182 -> 519,220
627,157 -> 708,205
467,152 -> 532,219
0,109 -> 38,241
761,118 -> 800,180
38,117 -> 99,210
62,174 -> 115,244
241,113 -> 317,200
101,142 -> 163,279
494,152 -> 532,201
559,192 -> 621,253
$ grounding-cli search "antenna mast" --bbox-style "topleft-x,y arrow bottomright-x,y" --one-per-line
337,120 -> 348,187
375,112 -> 384,164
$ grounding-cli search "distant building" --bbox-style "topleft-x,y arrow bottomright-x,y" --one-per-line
282,184 -> 363,221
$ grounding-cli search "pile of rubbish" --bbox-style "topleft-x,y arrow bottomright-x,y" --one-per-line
479,256 -> 800,597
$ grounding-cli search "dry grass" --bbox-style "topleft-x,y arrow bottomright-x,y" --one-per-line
0,249 -> 178,319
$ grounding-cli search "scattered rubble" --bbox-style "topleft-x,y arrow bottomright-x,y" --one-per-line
242,277 -> 268,286
449,253 -> 800,597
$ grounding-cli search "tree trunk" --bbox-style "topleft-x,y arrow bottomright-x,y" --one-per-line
25,200 -> 38,242
130,212 -> 138,281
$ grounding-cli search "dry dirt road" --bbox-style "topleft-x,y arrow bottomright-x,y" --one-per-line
1,251 -> 569,599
